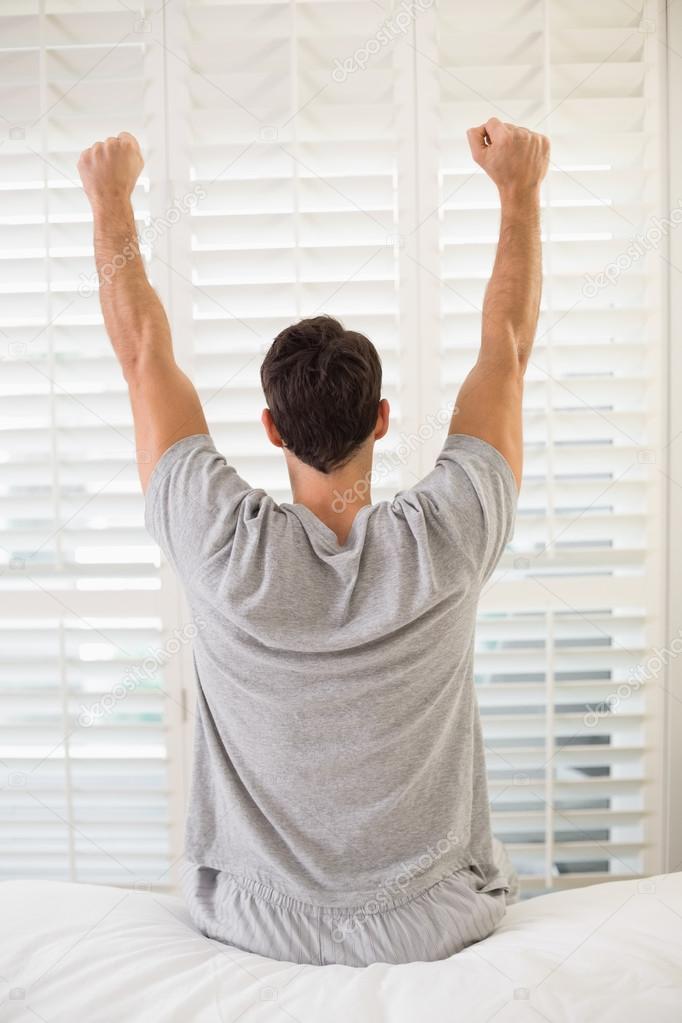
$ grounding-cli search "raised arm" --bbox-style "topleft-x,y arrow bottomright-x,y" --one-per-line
449,117 -> 549,488
77,132 -> 208,491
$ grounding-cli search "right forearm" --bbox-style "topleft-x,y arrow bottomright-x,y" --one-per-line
450,119 -> 548,487
481,188 -> 542,372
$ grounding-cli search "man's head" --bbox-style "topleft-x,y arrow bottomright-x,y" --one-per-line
260,316 -> 388,474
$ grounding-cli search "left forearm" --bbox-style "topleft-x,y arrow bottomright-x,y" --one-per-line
79,133 -> 208,490
92,197 -> 174,379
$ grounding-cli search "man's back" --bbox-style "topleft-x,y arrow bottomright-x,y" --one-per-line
146,432 -> 516,915
78,116 -> 548,964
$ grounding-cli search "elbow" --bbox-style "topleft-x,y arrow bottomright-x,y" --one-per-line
120,356 -> 140,385
486,333 -> 530,380
506,328 -> 533,378
121,347 -> 173,387
480,319 -> 532,375
515,347 -> 531,377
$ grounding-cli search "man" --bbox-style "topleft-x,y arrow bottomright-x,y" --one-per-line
77,118 -> 548,966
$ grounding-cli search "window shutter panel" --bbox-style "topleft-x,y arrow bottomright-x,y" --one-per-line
435,0 -> 664,891
183,0 -> 417,500
0,2 -> 179,887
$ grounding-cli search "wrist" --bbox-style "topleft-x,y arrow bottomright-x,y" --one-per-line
498,183 -> 542,209
90,191 -> 134,221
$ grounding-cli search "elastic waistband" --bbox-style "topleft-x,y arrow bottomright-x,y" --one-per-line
186,861 -> 490,919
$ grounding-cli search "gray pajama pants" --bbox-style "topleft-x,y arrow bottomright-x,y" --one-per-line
181,840 -> 519,967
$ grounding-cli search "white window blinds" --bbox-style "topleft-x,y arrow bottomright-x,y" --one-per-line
1,0 -> 667,896
433,0 -> 665,891
177,0 -> 415,501
0,3 -> 181,887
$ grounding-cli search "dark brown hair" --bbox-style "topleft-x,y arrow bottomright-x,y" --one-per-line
260,315 -> 382,474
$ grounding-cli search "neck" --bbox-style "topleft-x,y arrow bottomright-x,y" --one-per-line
288,450 -> 374,545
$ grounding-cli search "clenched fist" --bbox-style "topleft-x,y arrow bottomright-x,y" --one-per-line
77,131 -> 144,207
467,118 -> 549,197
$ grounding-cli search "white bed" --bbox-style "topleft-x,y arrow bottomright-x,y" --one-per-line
1,873 -> 681,1022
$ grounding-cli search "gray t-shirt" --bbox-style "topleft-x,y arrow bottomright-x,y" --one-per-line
145,432 -> 517,906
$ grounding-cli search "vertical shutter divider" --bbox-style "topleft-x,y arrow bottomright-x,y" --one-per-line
145,0 -> 194,889
540,0 -> 558,896
544,610 -> 556,889
396,1 -> 441,479
288,0 -> 303,322
40,0 -> 77,883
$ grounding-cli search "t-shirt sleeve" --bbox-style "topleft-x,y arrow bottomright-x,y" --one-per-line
398,433 -> 518,586
144,434 -> 255,585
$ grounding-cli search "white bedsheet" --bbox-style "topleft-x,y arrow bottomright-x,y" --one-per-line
0,873 -> 681,1022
